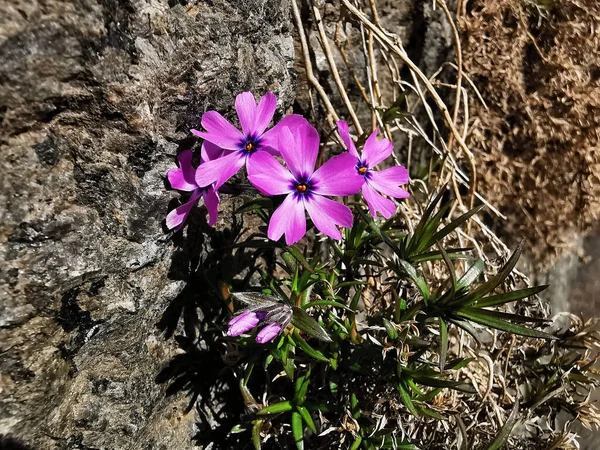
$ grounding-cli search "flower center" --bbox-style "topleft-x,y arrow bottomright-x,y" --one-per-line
291,175 -> 315,200
241,135 -> 261,154
356,161 -> 370,177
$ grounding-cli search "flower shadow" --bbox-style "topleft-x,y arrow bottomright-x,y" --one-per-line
156,203 -> 273,448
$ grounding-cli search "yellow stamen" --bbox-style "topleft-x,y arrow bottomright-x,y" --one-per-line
358,167 -> 367,174
296,184 -> 307,193
246,143 -> 253,151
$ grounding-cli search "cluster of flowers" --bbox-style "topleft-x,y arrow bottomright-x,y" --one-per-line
166,92 -> 410,246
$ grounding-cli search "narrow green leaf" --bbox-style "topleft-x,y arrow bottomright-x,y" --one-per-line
291,411 -> 304,450
453,308 -> 556,340
384,318 -> 399,340
447,318 -> 482,345
417,405 -> 444,420
235,197 -> 274,214
285,246 -> 315,273
301,300 -> 354,312
471,285 -> 549,308
297,406 -> 316,433
429,205 -> 484,246
257,400 -> 293,415
444,357 -> 475,371
484,399 -> 520,450
292,329 -> 329,362
291,306 -> 332,342
413,376 -> 476,394
333,280 -> 366,289
252,420 -> 263,450
410,187 -> 447,246
457,307 -> 549,324
462,241 -> 524,303
410,247 -> 473,263
398,260 -> 430,300
349,436 -> 363,450
456,259 -> 485,291
439,318 -> 448,372
397,381 -> 420,416
412,202 -> 453,254
438,245 -> 457,302
294,368 -> 311,405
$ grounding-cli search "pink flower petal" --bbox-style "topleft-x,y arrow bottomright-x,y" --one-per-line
168,150 -> 197,191
368,166 -> 410,198
235,92 -> 258,136
256,322 -> 282,343
304,195 -> 353,241
247,151 -> 294,196
166,189 -> 202,230
193,111 -> 244,151
195,151 -> 246,189
202,187 -> 220,226
336,120 -> 359,157
201,141 -> 225,162
278,124 -> 319,179
254,92 -> 277,136
361,182 -> 397,219
268,194 -> 307,245
311,152 -> 364,196
361,128 -> 393,167
261,114 -> 312,155
228,311 -> 260,336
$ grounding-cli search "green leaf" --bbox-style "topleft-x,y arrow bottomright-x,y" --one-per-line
297,405 -> 316,433
235,197 -> 274,214
294,368 -> 311,405
462,241 -> 524,303
455,259 -> 485,292
292,329 -> 329,362
252,420 -> 263,450
444,357 -> 475,371
384,318 -> 399,340
285,246 -> 315,274
457,307 -> 549,324
471,285 -> 549,308
398,260 -> 430,300
453,308 -> 556,340
410,247 -> 473,263
291,411 -> 304,450
291,306 -> 332,342
257,400 -> 293,416
349,436 -> 363,450
439,318 -> 448,372
484,400 -> 520,450
413,376 -> 476,394
429,205 -> 484,247
301,300 -> 354,312
397,381 -> 420,416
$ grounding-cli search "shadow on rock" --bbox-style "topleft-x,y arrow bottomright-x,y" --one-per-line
156,204 -> 273,448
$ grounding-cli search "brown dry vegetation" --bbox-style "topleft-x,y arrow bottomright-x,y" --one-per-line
458,0 -> 600,265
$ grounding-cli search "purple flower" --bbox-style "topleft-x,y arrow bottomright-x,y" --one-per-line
227,311 -> 263,337
165,145 -> 220,230
256,323 -> 282,344
192,91 -> 306,189
226,295 -> 293,344
247,121 -> 364,245
337,120 -> 410,219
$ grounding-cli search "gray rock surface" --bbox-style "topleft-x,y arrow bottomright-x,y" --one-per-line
0,0 -> 294,448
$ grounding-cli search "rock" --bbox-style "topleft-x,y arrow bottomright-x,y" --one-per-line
0,0 -> 294,448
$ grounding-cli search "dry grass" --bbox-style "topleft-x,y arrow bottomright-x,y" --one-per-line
459,0 -> 600,266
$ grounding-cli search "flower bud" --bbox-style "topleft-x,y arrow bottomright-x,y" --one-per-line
256,322 -> 282,343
